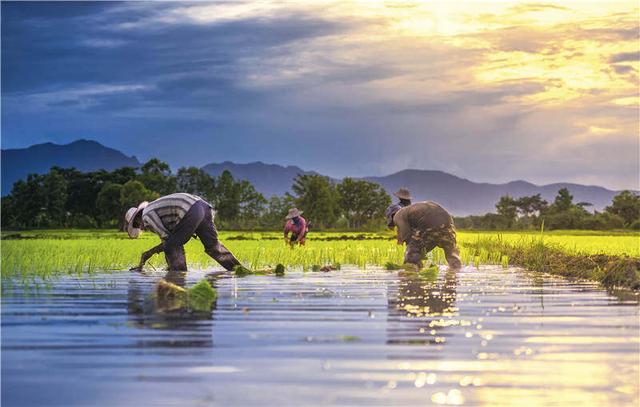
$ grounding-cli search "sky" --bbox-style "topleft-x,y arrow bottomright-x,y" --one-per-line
2,1 -> 638,190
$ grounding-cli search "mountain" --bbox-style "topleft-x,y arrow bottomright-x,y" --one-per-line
201,161 -> 320,198
201,163 -> 624,215
364,169 -> 622,215
1,139 -> 626,215
1,139 -> 140,195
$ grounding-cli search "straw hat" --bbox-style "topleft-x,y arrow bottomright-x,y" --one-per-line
285,208 -> 303,219
125,201 -> 149,239
393,188 -> 412,200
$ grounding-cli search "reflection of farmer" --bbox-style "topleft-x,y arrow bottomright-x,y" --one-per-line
284,208 -> 307,246
386,190 -> 462,269
125,193 -> 241,272
387,270 -> 458,345
127,271 -> 215,335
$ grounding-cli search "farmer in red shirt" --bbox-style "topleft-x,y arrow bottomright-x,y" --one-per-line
284,208 -> 307,247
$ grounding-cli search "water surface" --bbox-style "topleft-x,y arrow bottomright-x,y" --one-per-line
2,266 -> 638,406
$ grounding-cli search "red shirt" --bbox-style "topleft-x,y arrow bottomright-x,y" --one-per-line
284,216 -> 307,240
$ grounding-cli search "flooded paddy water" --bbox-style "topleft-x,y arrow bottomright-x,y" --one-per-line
2,266 -> 639,406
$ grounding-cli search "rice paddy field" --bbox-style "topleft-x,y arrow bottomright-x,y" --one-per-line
2,229 -> 639,406
1,229 -> 638,283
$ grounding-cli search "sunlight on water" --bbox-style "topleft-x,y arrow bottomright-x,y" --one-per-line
2,266 -> 638,406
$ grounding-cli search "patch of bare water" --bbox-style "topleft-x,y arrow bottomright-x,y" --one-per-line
2,266 -> 638,406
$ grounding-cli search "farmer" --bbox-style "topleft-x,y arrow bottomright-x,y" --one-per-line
284,208 -> 307,246
125,192 -> 241,272
386,199 -> 462,270
384,188 -> 412,228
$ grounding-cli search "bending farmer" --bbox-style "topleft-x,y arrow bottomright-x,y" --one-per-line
125,193 -> 241,272
284,208 -> 307,246
386,198 -> 462,270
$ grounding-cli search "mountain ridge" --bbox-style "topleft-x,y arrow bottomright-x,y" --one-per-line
1,140 -> 628,215
1,139 -> 141,195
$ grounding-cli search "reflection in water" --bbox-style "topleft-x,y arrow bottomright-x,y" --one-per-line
126,270 -> 216,344
1,267 -> 638,406
387,269 -> 458,346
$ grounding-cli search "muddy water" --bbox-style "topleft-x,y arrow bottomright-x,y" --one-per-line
2,266 -> 638,406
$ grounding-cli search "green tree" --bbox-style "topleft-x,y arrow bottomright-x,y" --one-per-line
337,178 -> 391,229
516,194 -> 548,217
6,170 -> 68,227
1,195 -> 17,228
137,158 -> 176,195
553,188 -> 574,212
495,195 -> 518,228
212,171 -> 266,225
120,180 -> 159,210
237,180 -> 267,222
262,194 -> 296,227
214,170 -> 242,221
176,167 -> 215,201
606,190 -> 640,226
96,182 -> 124,227
42,169 -> 68,226
107,167 -> 138,185
291,174 -> 340,229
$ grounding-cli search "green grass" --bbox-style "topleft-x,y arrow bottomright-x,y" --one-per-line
1,229 -> 638,285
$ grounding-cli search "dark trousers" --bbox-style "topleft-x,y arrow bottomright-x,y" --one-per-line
404,225 -> 462,269
164,200 -> 240,271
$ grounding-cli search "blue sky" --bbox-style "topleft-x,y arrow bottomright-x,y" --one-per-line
2,1 -> 638,189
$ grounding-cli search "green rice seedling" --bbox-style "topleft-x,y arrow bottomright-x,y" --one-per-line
2,229 -> 638,285
501,255 -> 510,269
275,263 -> 285,276
187,279 -> 217,312
233,264 -> 253,277
419,264 -> 439,280
385,262 -> 403,270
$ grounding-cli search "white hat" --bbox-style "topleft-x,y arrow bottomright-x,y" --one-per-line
285,208 -> 303,219
125,202 -> 149,239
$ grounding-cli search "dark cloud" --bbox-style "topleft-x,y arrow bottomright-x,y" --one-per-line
609,51 -> 640,63
1,1 -> 638,190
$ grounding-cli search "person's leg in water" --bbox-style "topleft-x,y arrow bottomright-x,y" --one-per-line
163,201 -> 209,271
441,243 -> 462,270
194,204 -> 241,271
165,245 -> 187,271
436,226 -> 462,270
404,239 -> 434,269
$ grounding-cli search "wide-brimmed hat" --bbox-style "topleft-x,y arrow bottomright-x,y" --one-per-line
125,201 -> 149,239
285,208 -> 303,219
394,188 -> 412,200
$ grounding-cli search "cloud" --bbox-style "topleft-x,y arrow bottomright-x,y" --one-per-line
1,1 -> 638,190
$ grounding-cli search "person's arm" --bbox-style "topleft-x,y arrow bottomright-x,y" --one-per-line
284,221 -> 291,243
394,211 -> 411,244
130,242 -> 164,271
298,217 -> 307,238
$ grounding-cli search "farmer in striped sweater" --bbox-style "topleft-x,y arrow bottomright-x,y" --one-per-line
124,193 -> 241,272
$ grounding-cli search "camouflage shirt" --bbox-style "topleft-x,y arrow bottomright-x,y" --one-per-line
393,201 -> 454,243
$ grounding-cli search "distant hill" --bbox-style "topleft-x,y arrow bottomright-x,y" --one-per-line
1,139 -> 627,215
1,139 -> 140,195
364,169 -> 623,215
201,161 -> 320,198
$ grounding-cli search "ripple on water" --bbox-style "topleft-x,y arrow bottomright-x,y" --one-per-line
1,266 -> 638,406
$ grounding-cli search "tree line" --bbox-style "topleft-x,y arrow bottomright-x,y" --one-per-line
1,159 -> 391,230
2,160 -> 637,231
454,188 -> 640,230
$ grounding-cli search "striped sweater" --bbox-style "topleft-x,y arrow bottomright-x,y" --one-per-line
142,193 -> 211,239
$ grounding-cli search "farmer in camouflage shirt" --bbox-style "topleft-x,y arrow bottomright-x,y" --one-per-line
386,198 -> 462,270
